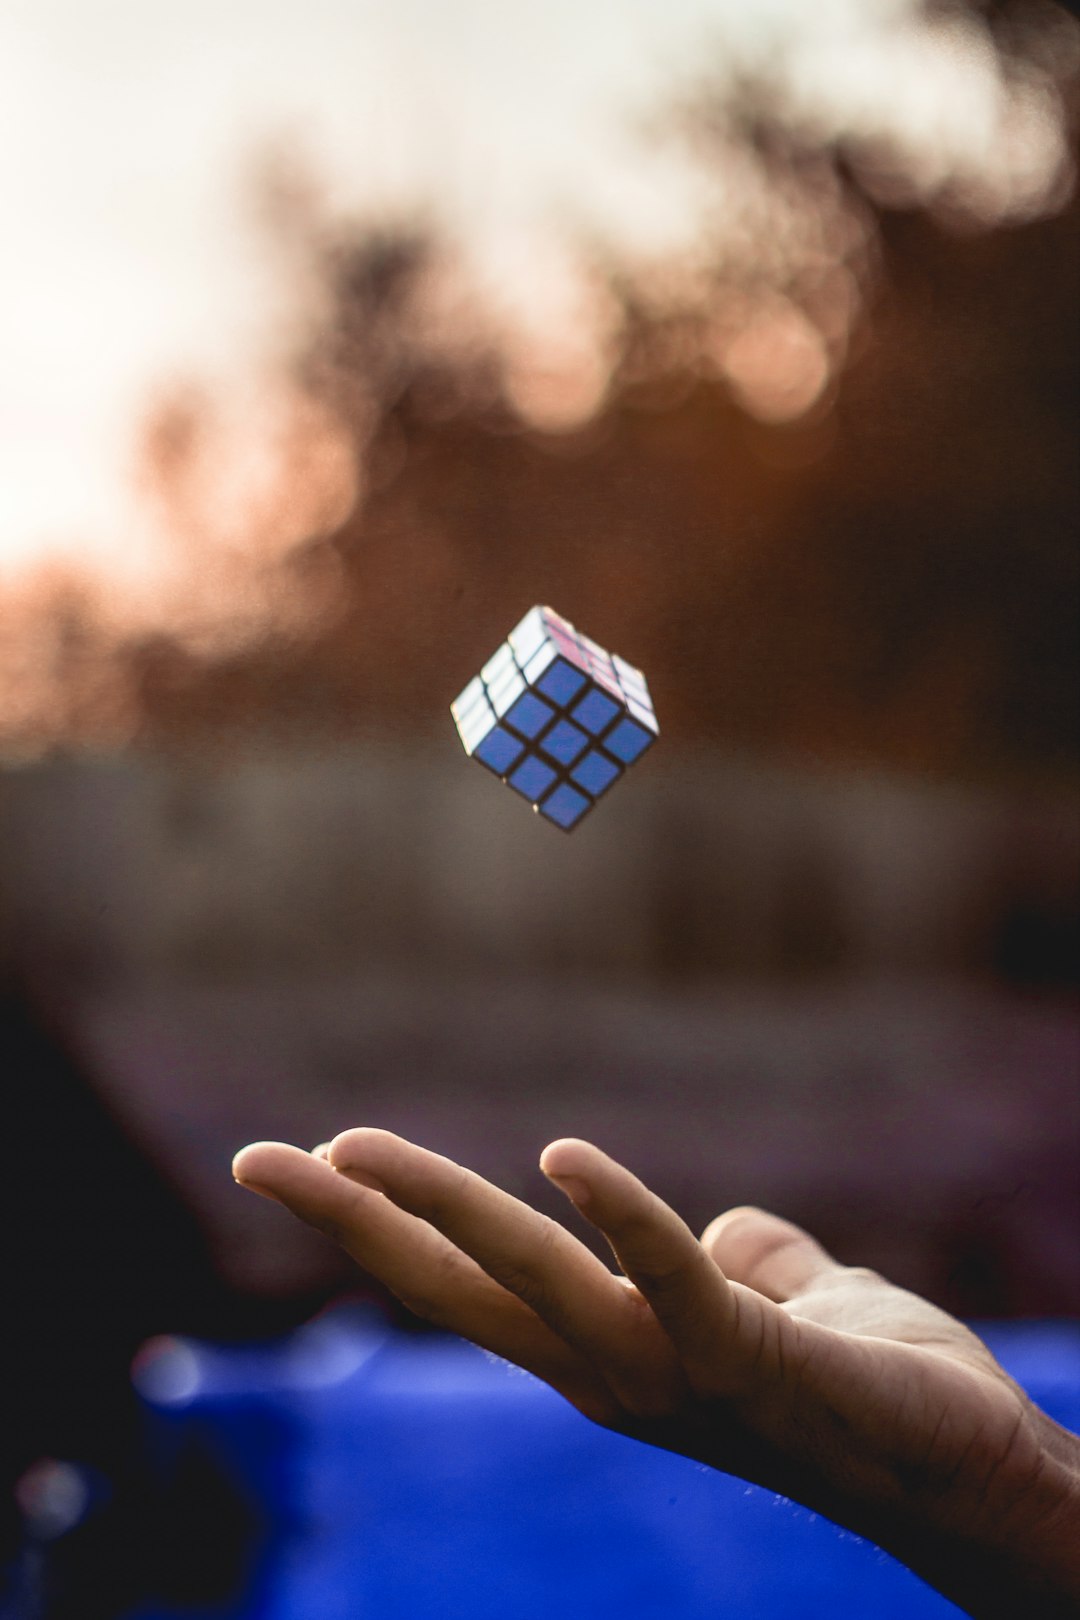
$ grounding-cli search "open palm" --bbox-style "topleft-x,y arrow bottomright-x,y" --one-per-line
233,1130 -> 1080,1618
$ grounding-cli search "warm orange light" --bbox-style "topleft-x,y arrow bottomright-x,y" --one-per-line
721,302 -> 830,424
1,0 -> 1076,753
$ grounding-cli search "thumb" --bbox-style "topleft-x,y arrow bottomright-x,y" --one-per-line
701,1206 -> 845,1304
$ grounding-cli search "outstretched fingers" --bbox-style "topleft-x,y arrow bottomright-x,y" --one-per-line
231,1141 -> 615,1418
236,1134 -> 828,1429
328,1129 -> 684,1416
539,1139 -> 806,1400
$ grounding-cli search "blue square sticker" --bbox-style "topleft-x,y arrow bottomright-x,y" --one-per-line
571,686 -> 620,736
508,754 -> 558,802
571,749 -> 620,797
603,716 -> 654,764
537,782 -> 591,829
536,657 -> 588,707
474,726 -> 526,776
504,690 -> 556,740
539,718 -> 589,767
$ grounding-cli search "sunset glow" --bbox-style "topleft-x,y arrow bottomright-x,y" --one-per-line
1,0 -> 1076,751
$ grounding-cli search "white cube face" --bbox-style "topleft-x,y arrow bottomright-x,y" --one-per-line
522,640 -> 558,685
450,675 -> 486,724
456,697 -> 497,755
626,695 -> 658,734
480,641 -> 516,687
508,606 -> 547,667
491,669 -> 526,718
450,606 -> 658,830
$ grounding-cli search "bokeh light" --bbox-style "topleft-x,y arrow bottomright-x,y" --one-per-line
2,0 -> 1077,757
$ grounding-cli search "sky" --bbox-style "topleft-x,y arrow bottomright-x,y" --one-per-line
0,0 -> 1073,606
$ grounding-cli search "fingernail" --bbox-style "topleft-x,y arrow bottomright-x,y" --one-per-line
235,1178 -> 283,1205
546,1172 -> 590,1209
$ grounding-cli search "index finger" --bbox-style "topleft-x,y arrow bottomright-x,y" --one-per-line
540,1139 -> 806,1400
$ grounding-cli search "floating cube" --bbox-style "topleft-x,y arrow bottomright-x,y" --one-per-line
450,606 -> 658,830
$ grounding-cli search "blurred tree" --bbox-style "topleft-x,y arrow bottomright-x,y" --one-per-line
111,0 -> 1077,785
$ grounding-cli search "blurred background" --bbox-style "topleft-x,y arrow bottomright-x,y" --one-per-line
1,0 -> 1078,1613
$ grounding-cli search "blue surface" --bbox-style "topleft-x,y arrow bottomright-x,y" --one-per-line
127,1316 -> 1080,1620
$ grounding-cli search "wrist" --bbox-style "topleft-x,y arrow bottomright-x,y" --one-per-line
873,1428 -> 1080,1619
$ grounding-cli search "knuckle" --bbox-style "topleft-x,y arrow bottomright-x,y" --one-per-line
631,1260 -> 690,1299
330,1127 -> 371,1161
396,1290 -> 450,1329
412,1161 -> 473,1228
628,1240 -> 711,1309
840,1265 -> 885,1288
393,1256 -> 463,1328
484,1218 -> 563,1308
486,1258 -> 552,1314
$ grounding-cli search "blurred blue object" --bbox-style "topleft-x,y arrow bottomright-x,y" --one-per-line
124,1312 -> 1080,1620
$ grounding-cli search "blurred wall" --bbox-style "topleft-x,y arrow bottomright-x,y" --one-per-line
2,744 -> 1075,990
1,742 -> 1077,1325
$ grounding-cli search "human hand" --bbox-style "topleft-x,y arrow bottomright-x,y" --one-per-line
232,1131 -> 1080,1618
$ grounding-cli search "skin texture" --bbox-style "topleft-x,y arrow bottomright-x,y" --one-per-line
232,1131 -> 1080,1618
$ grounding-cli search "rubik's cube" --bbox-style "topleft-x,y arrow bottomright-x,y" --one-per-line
450,606 -> 658,830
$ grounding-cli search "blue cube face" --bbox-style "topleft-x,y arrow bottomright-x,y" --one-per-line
450,606 -> 658,831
